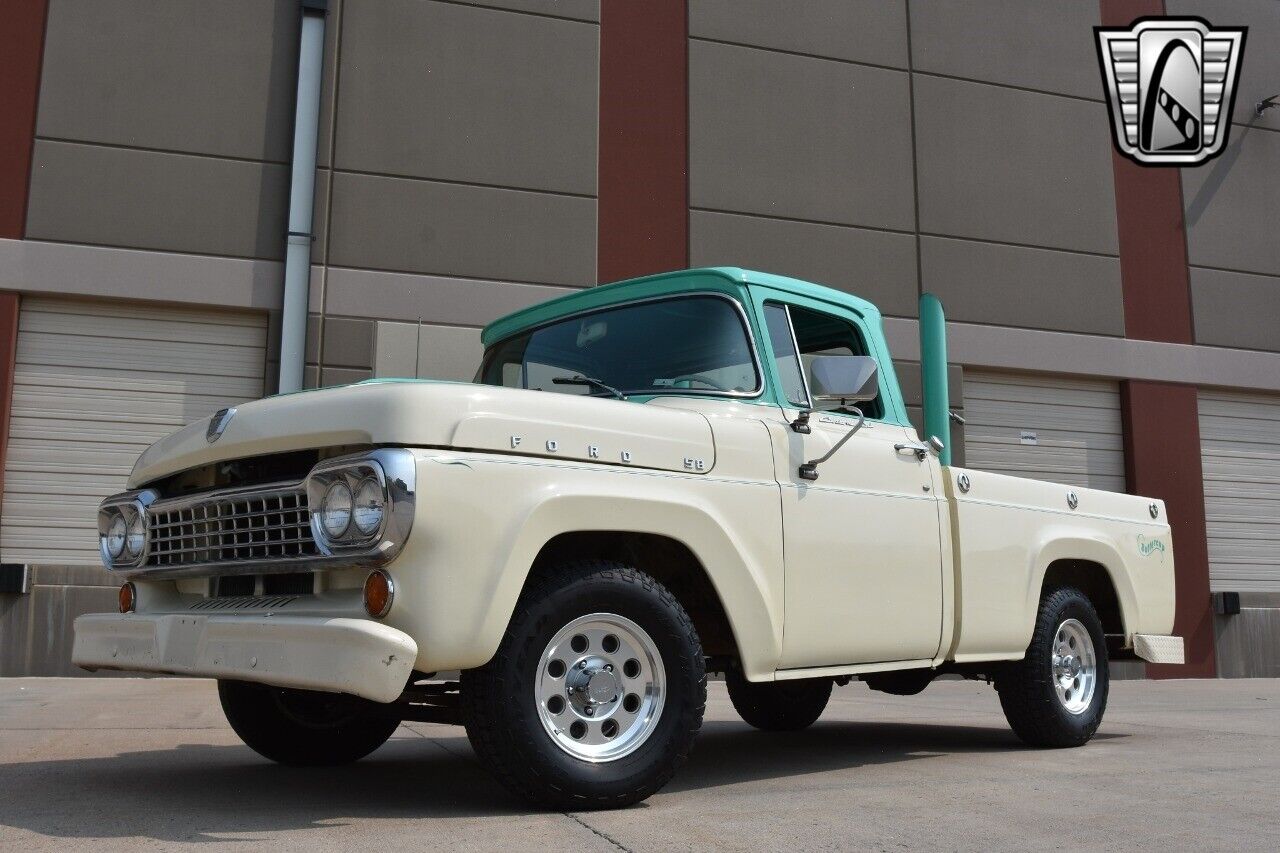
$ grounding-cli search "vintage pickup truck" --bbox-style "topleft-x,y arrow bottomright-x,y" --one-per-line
74,268 -> 1182,808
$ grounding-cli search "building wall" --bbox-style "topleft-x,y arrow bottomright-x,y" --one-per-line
1,0 -> 1279,676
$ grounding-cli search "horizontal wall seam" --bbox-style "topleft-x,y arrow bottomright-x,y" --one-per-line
689,36 -> 1112,107
1189,262 -> 1280,281
425,0 -> 600,27
34,136 -> 291,168
692,206 -> 1122,259
331,166 -> 598,200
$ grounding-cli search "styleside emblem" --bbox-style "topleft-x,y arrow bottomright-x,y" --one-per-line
1096,17 -> 1246,166
207,407 -> 236,443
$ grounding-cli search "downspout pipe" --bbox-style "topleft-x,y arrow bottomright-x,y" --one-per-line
278,0 -> 327,394
919,292 -> 952,466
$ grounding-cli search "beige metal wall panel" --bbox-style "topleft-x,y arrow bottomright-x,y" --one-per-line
0,298 -> 267,566
1199,389 -> 1280,593
962,372 -> 1125,493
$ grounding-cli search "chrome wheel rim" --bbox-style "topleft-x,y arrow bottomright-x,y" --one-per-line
1051,618 -> 1097,715
535,612 -> 666,762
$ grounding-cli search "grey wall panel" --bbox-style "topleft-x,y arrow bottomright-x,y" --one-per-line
689,210 -> 918,317
689,41 -> 915,231
450,0 -> 599,21
909,0 -> 1103,100
316,0 -> 343,169
37,0 -> 299,162
325,268 -> 575,327
1215,609 -> 1280,678
26,141 -> 289,260
1168,0 -> 1280,132
327,172 -> 595,286
689,0 -> 908,67
1183,128 -> 1280,277
321,317 -> 375,369
336,0 -> 598,195
0,239 -> 284,310
920,236 -> 1125,336
914,76 -> 1118,255
1191,267 -> 1280,352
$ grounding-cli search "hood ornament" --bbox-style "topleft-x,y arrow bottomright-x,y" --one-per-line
207,407 -> 236,443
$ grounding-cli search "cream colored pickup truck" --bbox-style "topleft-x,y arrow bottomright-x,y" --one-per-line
74,268 -> 1182,808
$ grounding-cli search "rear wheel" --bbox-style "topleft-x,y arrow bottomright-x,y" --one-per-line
725,667 -> 832,731
995,587 -> 1109,747
461,560 -> 705,809
218,680 -> 400,765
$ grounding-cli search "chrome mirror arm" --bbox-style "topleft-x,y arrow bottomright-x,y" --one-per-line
798,408 -> 865,481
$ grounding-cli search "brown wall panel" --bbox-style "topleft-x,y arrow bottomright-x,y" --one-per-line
1121,382 -> 1216,677
0,0 -> 48,238
597,0 -> 688,282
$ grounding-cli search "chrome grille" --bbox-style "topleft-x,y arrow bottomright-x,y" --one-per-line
146,483 -> 318,568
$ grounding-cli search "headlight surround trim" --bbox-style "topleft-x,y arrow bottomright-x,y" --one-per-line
98,491 -> 156,570
304,449 -> 416,558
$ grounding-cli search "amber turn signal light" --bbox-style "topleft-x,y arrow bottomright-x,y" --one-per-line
118,582 -> 136,613
363,570 -> 394,618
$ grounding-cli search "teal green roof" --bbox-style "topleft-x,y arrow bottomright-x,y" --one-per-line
481,267 -> 881,346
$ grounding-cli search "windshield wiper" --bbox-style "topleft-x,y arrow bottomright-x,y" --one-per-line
552,375 -> 626,400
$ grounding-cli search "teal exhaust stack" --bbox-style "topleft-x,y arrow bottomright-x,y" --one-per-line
919,293 -> 951,466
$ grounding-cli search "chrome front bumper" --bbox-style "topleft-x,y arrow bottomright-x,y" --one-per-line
72,612 -> 417,703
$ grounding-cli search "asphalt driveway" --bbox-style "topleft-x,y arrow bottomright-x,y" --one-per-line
1,677 -> 1276,851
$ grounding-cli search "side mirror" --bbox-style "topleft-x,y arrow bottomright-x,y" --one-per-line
809,355 -> 878,403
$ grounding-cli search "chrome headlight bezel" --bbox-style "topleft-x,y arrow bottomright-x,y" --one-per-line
304,449 -> 415,558
98,491 -> 156,570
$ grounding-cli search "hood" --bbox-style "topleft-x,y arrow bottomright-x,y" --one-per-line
128,380 -> 716,488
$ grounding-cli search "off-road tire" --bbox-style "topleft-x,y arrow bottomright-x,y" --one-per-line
995,587 -> 1110,748
218,679 -> 400,765
461,560 -> 706,809
725,668 -> 832,731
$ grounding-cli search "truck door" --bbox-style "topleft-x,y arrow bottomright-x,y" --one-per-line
756,296 -> 945,669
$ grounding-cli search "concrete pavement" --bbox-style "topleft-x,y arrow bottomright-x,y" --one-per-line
1,677 -> 1277,851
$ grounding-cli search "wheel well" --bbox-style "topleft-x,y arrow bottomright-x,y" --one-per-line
1042,559 -> 1124,636
528,531 -> 739,660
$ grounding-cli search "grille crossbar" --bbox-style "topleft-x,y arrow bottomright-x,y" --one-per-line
146,484 -> 318,568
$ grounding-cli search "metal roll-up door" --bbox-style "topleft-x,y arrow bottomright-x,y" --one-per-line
0,297 -> 267,566
1199,390 -> 1280,593
962,372 -> 1125,492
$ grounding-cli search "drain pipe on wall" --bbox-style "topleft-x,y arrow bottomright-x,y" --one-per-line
277,0 -> 328,394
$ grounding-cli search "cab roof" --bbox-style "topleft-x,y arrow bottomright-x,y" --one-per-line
480,267 -> 881,347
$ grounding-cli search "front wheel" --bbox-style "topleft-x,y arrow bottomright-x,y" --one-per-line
218,680 -> 400,765
995,587 -> 1109,747
461,560 -> 706,809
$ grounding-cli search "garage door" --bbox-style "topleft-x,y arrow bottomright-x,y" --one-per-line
0,297 -> 268,566
962,372 -> 1126,492
1199,390 -> 1280,593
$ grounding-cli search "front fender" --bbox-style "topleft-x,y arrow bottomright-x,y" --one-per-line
393,452 -> 784,678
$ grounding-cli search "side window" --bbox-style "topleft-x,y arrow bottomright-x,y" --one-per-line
788,305 -> 884,419
763,303 -> 808,408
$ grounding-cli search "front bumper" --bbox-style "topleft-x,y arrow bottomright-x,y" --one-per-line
72,612 -> 417,703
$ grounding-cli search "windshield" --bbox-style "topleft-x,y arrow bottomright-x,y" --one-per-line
477,295 -> 760,398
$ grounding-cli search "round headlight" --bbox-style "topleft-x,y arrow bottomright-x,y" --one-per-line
105,513 -> 127,559
125,511 -> 145,557
320,481 -> 353,539
352,478 -> 385,535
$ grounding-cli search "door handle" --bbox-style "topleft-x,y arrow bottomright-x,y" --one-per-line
894,442 -> 929,461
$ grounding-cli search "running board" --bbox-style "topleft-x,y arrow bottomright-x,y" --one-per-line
1133,634 -> 1185,665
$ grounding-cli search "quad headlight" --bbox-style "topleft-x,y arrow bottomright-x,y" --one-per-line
98,494 -> 153,569
304,450 -> 413,555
